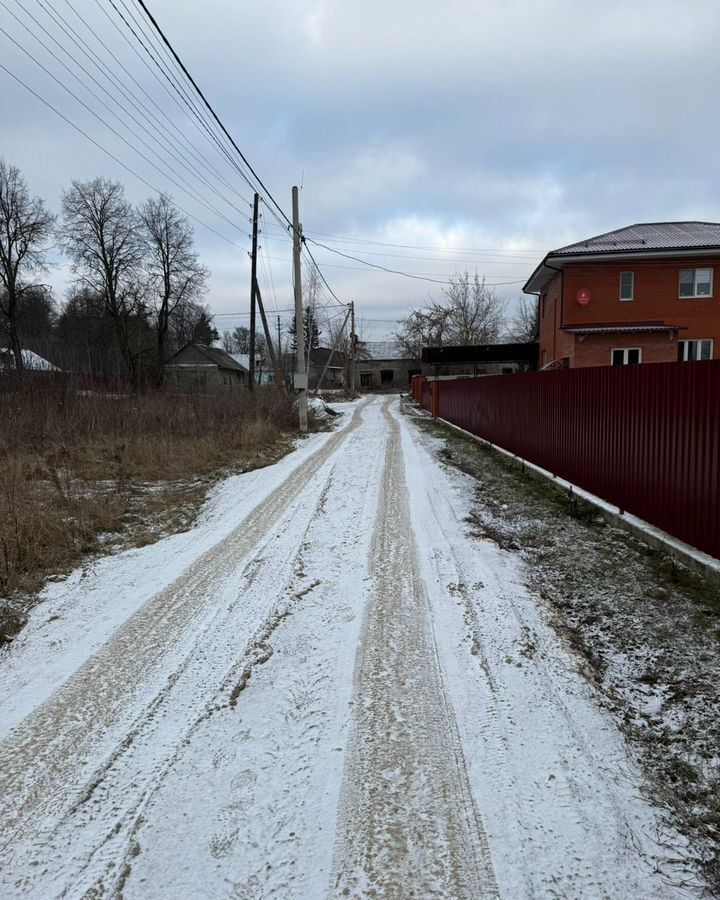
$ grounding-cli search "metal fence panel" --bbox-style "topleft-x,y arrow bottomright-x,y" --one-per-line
422,364 -> 720,560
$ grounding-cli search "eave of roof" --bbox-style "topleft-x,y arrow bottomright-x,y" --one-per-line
524,222 -> 720,295
562,321 -> 687,335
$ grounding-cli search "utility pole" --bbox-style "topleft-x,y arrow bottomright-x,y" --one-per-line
248,192 -> 259,390
254,277 -> 285,389
292,186 -> 308,433
277,315 -> 282,376
350,300 -> 356,397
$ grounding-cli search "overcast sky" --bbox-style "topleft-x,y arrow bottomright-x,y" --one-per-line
3,0 -> 720,341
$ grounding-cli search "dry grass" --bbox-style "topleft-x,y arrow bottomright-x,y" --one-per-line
0,378 -> 298,634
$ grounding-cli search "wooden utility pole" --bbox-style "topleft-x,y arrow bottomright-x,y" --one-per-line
254,277 -> 285,389
292,186 -> 308,433
248,192 -> 259,390
350,300 -> 357,397
277,315 -> 282,372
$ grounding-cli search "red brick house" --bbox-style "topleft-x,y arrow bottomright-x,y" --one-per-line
524,222 -> 720,369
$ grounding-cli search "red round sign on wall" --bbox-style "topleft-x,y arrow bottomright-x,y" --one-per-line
576,287 -> 591,306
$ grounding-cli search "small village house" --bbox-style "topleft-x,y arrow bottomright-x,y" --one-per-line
164,343 -> 248,391
524,222 -> 720,368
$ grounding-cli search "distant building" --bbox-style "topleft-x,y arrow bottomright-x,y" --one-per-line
309,347 -> 347,389
230,353 -> 275,385
524,222 -> 720,369
355,358 -> 423,391
0,348 -> 60,371
164,343 -> 248,391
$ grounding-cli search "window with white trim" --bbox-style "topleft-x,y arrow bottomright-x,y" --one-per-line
619,271 -> 634,300
678,339 -> 714,361
679,268 -> 713,298
611,347 -> 642,366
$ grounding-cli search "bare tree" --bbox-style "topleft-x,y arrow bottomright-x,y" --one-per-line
303,265 -> 321,310
395,271 -> 505,356
394,306 -> 451,357
442,272 -> 505,344
0,160 -> 55,370
220,329 -> 235,353
139,193 -> 208,382
60,178 -> 144,380
506,295 -> 539,342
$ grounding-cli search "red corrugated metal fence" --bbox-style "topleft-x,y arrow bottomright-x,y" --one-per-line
418,363 -> 720,560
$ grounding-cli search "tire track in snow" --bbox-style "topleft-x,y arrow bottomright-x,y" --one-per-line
110,397 -> 391,899
399,403 -> 699,898
329,400 -> 498,899
0,400 -> 369,870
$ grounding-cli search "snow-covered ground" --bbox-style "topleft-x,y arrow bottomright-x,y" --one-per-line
0,398 -> 701,897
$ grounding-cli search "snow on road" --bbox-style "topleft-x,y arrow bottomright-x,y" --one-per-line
0,397 -> 698,898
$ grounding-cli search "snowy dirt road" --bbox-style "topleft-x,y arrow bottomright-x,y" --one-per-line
0,397 -> 699,898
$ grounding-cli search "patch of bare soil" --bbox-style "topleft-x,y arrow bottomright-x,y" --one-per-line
415,416 -> 720,892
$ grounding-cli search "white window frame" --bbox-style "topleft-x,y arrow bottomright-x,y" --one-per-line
619,271 -> 634,301
679,267 -> 713,299
611,347 -> 643,366
679,338 -> 714,361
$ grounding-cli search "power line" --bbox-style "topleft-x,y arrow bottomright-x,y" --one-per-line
305,238 -> 525,286
211,302 -> 342,317
298,228 -> 545,256
128,0 -> 349,310
7,0 -> 251,226
131,0 -> 293,231
0,59 -> 246,250
262,228 -> 536,266
37,0 -> 252,218
112,0 -> 251,190
55,0 -> 253,208
301,244 -> 346,307
92,0 -> 253,196
0,18 -> 250,234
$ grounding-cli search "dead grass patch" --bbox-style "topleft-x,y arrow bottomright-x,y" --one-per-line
0,383 -> 299,638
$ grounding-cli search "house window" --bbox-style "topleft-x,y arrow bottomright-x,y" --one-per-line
619,271 -> 634,300
611,347 -> 642,366
380,369 -> 394,385
679,267 -> 713,298
360,372 -> 372,387
678,339 -> 713,361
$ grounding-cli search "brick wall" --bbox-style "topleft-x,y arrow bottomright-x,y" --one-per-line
573,332 -> 677,368
537,256 -> 720,368
538,272 -> 566,367
563,257 -> 720,351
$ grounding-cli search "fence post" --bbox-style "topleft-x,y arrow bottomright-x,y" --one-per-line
431,380 -> 439,418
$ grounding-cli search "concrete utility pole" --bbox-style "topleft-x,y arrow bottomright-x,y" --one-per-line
248,192 -> 259,390
350,299 -> 357,397
292,186 -> 308,433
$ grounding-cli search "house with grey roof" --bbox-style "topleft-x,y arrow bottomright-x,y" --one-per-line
164,343 -> 248,391
524,222 -> 720,369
